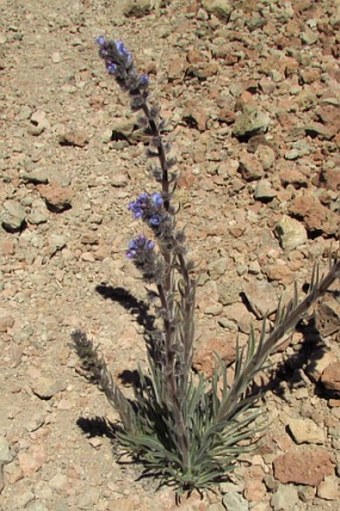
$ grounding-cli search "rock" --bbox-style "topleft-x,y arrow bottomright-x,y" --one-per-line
273,447 -> 334,486
208,258 -> 228,279
1,200 -> 26,232
271,484 -> 299,511
0,310 -> 15,332
255,144 -> 276,170
305,122 -> 336,140
123,0 -> 153,17
304,350 -> 334,382
38,183 -> 73,213
321,362 -> 340,391
238,152 -> 264,181
285,140 -> 312,160
222,492 -> 249,511
274,215 -> 308,251
30,374 -> 67,399
21,168 -> 49,184
287,418 -> 326,444
289,193 -> 337,236
110,172 -> 129,187
243,479 -> 266,502
201,0 -> 232,22
29,110 -> 50,135
242,280 -> 278,319
317,476 -> 339,500
0,437 -> 13,464
233,109 -> 269,140
279,166 -> 308,187
192,335 -> 236,378
317,166 -> 340,192
59,128 -> 89,147
254,179 -> 276,202
18,447 -> 46,477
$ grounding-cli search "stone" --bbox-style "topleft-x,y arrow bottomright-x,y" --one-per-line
279,167 -> 308,187
30,374 -> 67,399
254,179 -> 276,202
233,109 -> 269,141
289,193 -> 338,236
317,167 -> 340,192
59,128 -> 89,147
1,200 -> 26,232
255,144 -> 276,170
222,492 -> 249,511
274,215 -> 308,251
0,436 -> 13,464
317,476 -> 339,500
243,479 -> 266,502
238,152 -> 264,181
38,183 -> 73,213
304,350 -> 334,382
123,0 -> 153,17
321,362 -> 340,391
192,334 -> 236,378
201,0 -> 232,22
287,418 -> 326,444
18,447 -> 46,477
21,168 -> 49,184
208,258 -> 228,279
305,122 -> 337,140
242,280 -> 278,319
30,110 -> 50,134
273,447 -> 334,486
271,484 -> 299,511
0,310 -> 15,332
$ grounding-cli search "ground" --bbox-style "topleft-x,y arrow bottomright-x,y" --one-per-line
0,1 -> 339,510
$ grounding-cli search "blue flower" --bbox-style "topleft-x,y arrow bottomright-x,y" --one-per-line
151,193 -> 163,207
126,235 -> 155,259
149,215 -> 161,226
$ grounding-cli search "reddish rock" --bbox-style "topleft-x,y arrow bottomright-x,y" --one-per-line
243,479 -> 267,502
289,193 -> 338,236
18,446 -> 46,477
238,151 -> 264,181
264,263 -> 293,283
279,167 -> 308,187
38,183 -> 73,212
317,167 -> 340,192
321,362 -> 340,392
193,335 -> 236,378
273,447 -> 334,486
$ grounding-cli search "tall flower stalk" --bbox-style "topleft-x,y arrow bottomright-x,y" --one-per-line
71,37 -> 340,496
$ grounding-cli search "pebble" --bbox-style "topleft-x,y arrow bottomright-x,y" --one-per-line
287,417 -> 326,444
242,279 -> 278,319
254,179 -> 276,202
317,476 -> 339,500
202,0 -> 232,22
222,492 -> 249,511
271,484 -> 299,511
274,215 -> 307,251
0,436 -> 13,464
321,362 -> 340,391
233,109 -> 270,140
1,200 -> 26,232
30,374 -> 67,399
38,183 -> 73,213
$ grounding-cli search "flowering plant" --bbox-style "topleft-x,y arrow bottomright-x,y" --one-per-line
71,37 -> 340,497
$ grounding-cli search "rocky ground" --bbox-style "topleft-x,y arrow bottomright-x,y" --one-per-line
0,0 -> 339,510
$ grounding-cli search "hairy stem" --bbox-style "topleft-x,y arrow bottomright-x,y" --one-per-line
217,259 -> 339,424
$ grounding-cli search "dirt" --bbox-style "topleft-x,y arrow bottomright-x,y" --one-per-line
0,1 -> 339,510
